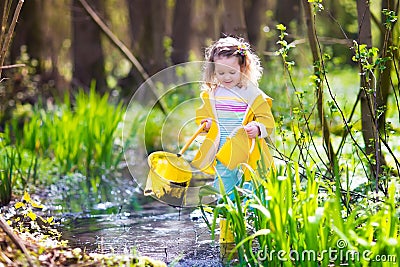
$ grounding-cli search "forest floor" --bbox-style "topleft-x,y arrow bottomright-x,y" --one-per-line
0,192 -> 167,267
0,226 -> 167,266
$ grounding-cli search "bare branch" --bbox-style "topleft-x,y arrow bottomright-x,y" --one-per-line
78,0 -> 168,114
0,63 -> 25,69
0,0 -> 24,78
301,0 -> 337,171
0,215 -> 35,267
0,0 -> 11,50
263,37 -> 352,56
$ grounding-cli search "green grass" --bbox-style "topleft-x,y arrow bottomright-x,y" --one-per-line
0,133 -> 40,205
197,49 -> 400,265
203,150 -> 399,266
7,87 -> 124,177
260,52 -> 399,196
1,87 -> 126,206
0,141 -> 14,206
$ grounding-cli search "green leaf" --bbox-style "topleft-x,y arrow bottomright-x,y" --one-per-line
198,185 -> 219,197
276,24 -> 286,31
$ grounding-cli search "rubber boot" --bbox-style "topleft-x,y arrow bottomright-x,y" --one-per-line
219,218 -> 237,263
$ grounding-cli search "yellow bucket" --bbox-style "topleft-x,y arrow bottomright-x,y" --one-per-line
144,152 -> 192,206
144,123 -> 206,206
148,152 -> 192,184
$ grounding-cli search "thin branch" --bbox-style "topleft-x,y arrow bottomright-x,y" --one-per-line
0,0 -> 11,49
283,68 -> 330,175
324,71 -> 373,179
370,10 -> 385,36
263,37 -> 352,56
302,0 -> 337,171
271,152 -> 385,204
392,57 -> 400,123
78,0 -> 168,114
335,90 -> 361,156
0,63 -> 25,69
379,134 -> 400,174
0,215 -> 35,267
0,0 -> 24,78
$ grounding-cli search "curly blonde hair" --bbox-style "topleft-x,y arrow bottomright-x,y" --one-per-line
202,36 -> 263,90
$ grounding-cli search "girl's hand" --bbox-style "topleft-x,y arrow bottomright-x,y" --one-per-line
244,124 -> 260,138
201,119 -> 212,131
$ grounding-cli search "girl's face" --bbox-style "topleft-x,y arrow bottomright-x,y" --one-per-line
214,56 -> 241,89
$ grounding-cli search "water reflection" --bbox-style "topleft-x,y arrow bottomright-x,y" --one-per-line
62,203 -> 219,263
47,172 -> 222,266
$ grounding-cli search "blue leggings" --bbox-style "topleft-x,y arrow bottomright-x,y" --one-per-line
213,160 -> 241,195
213,160 -> 256,202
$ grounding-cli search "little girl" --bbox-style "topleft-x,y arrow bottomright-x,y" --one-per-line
192,36 -> 275,197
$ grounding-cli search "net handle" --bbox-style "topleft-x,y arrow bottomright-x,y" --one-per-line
178,122 -> 206,156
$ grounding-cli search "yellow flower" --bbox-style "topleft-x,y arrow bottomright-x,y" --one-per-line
237,44 -> 248,56
27,211 -> 37,221
15,202 -> 25,209
23,191 -> 31,203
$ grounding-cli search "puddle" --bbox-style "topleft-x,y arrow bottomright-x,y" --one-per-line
61,202 -> 222,266
46,172 -> 224,266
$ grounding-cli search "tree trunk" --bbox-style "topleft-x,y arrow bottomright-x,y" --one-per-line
201,0 -> 220,41
171,0 -> 193,64
127,0 -> 145,54
0,0 -> 25,134
123,0 -> 151,97
301,0 -> 337,172
276,0 -> 301,41
8,0 -> 44,74
377,0 -> 396,134
122,0 -> 167,101
191,0 -> 221,58
356,0 -> 384,187
244,0 -> 266,47
5,0 -> 69,99
127,0 -> 166,74
221,0 -> 248,40
71,0 -> 107,94
151,0 -> 167,73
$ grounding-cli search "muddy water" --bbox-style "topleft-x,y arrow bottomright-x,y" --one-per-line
62,203 -> 222,266
48,173 -> 224,266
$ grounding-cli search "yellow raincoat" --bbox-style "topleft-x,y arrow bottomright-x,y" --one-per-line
192,85 -> 275,181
